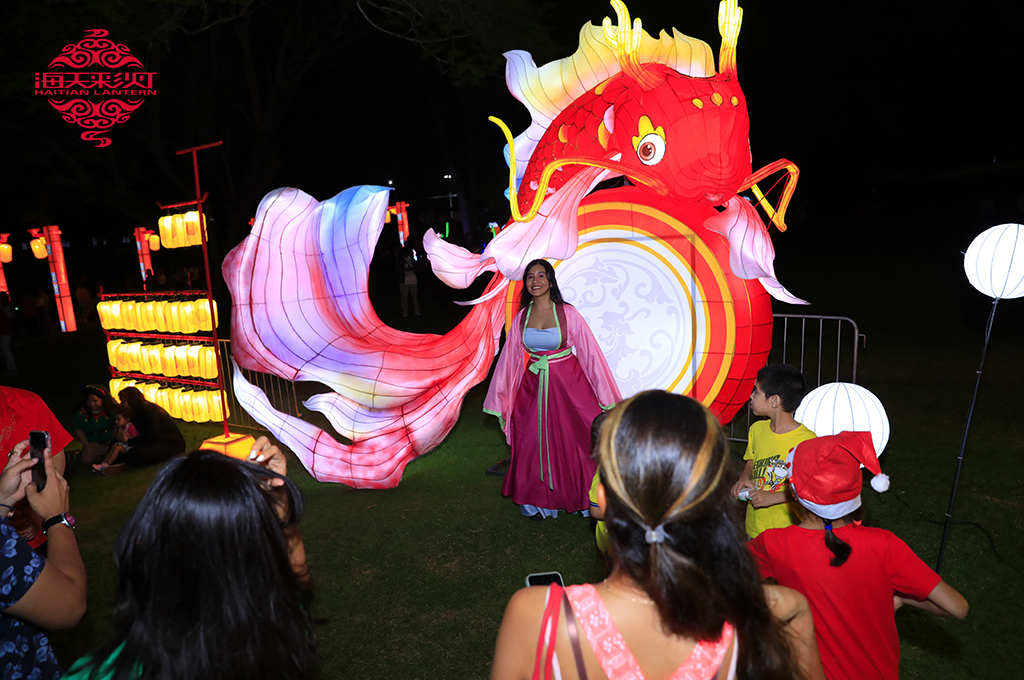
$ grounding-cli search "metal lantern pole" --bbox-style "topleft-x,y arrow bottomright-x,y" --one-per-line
936,298 -> 999,574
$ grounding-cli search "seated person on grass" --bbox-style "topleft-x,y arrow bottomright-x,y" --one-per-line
93,405 -> 140,474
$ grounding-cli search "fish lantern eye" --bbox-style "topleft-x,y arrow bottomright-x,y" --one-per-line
636,133 -> 665,165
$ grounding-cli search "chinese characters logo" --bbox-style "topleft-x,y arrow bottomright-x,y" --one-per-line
34,29 -> 157,147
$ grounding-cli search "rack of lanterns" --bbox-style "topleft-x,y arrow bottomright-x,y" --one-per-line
98,291 -> 228,424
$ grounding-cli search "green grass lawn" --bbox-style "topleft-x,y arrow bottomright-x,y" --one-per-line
8,310 -> 1023,678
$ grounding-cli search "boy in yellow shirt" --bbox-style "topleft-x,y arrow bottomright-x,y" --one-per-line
730,364 -> 816,539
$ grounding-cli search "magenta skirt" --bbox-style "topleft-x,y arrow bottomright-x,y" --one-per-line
501,350 -> 602,513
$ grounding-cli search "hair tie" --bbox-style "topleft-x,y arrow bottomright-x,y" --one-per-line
824,522 -> 833,532
642,522 -> 667,544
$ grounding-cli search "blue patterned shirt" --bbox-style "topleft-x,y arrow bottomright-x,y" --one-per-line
0,518 -> 62,680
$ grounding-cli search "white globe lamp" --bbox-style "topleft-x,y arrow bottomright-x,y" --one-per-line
963,223 -> 1024,300
795,382 -> 889,458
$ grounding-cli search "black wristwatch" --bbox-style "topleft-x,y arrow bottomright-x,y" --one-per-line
42,513 -> 76,536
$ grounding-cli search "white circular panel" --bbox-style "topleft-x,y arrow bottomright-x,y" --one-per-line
795,382 -> 890,458
556,227 -> 706,398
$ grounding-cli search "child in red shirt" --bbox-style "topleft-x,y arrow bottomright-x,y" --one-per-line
748,432 -> 968,680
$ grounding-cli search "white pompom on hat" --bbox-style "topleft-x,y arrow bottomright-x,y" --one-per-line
786,431 -> 888,520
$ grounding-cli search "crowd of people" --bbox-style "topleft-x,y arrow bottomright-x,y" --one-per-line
0,258 -> 968,679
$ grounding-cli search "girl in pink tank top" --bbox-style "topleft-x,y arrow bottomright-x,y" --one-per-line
492,391 -> 824,680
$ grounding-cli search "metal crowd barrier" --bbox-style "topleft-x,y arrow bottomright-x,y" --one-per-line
218,339 -> 302,432
726,314 -> 866,443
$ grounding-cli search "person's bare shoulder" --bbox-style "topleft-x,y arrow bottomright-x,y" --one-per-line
763,583 -> 808,621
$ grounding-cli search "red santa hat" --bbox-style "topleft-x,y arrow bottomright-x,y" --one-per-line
786,431 -> 889,520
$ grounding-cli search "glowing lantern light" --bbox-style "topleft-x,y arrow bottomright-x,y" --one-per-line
186,344 -> 202,376
132,302 -> 146,331
30,237 -> 48,259
161,345 -> 179,377
199,346 -> 218,379
165,387 -> 183,419
179,301 -> 198,334
105,301 -> 123,330
964,223 -> 1024,300
97,301 -> 111,328
201,432 -> 255,460
165,302 -> 182,334
194,299 -> 218,331
155,388 -> 171,412
193,391 -> 211,423
145,344 -> 165,375
209,391 -> 229,420
148,233 -> 161,252
124,342 -> 143,372
184,211 -> 202,246
173,345 -> 190,376
139,382 -> 160,403
153,301 -> 167,332
795,382 -> 890,457
0,243 -> 11,264
179,391 -> 196,422
137,345 -> 154,374
106,339 -> 123,366
142,302 -> 158,331
120,301 -> 136,331
171,213 -> 186,248
159,216 -> 174,248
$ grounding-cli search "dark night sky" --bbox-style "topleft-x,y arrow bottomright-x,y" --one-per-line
1,0 -> 1022,329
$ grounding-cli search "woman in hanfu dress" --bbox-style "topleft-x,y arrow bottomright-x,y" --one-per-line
484,259 -> 622,518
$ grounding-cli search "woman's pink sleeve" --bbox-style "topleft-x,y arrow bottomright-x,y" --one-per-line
565,306 -> 622,408
483,310 -> 525,440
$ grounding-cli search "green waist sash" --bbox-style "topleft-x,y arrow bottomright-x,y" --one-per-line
528,347 -> 573,490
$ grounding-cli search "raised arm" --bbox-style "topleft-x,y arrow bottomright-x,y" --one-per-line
762,584 -> 826,680
1,445 -> 86,629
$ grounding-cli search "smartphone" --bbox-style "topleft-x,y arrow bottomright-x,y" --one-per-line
29,431 -> 50,492
525,571 -> 564,588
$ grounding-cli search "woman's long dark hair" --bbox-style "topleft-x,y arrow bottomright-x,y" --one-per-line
597,391 -> 800,680
518,259 -> 566,311
82,450 -> 316,680
78,385 -> 116,421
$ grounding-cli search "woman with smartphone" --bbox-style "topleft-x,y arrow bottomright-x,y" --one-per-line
0,442 -> 87,679
492,391 -> 825,680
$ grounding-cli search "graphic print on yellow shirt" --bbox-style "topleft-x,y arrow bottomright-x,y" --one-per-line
743,420 -> 816,538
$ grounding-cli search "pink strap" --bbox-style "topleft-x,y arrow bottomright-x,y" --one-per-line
565,584 -> 734,680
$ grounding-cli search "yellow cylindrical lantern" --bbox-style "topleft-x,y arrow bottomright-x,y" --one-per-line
139,302 -> 155,331
166,302 -> 181,334
124,342 -> 143,372
109,378 -> 122,400
165,387 -> 183,419
152,301 -> 167,332
179,301 -> 197,334
30,238 -> 48,259
119,301 -> 135,330
137,344 -> 153,374
158,216 -> 173,248
172,345 -> 188,376
0,243 -> 11,263
179,390 -> 195,422
171,213 -> 186,248
146,344 -> 164,375
185,344 -> 202,377
107,301 -> 123,329
194,299 -> 219,332
198,346 -> 218,379
139,382 -> 159,403
192,391 -> 211,423
148,233 -> 160,252
106,339 -> 123,367
155,388 -> 170,412
161,345 -> 179,377
132,302 -> 146,332
97,301 -> 112,329
209,391 -> 229,421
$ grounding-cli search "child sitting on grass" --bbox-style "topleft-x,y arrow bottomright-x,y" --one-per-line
92,405 -> 139,475
748,432 -> 968,680
730,364 -> 816,539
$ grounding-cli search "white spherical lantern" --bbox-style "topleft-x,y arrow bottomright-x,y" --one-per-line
795,382 -> 889,458
964,223 -> 1024,300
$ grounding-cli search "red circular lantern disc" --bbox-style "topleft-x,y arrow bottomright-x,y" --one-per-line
504,187 -> 771,425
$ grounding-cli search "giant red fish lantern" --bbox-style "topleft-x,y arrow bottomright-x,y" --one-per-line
224,0 -> 806,488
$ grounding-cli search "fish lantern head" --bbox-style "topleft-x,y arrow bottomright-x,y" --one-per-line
609,65 -> 752,208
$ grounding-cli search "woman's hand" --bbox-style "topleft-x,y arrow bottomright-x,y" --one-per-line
248,436 -> 287,486
1,440 -> 36,509
24,448 -> 70,521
